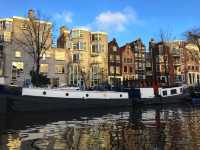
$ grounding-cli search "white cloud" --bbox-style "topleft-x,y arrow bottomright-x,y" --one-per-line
92,7 -> 142,32
54,11 -> 73,24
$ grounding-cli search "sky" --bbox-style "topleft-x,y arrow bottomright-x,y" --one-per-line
0,0 -> 200,46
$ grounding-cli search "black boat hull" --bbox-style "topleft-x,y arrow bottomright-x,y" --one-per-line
0,93 -> 191,113
1,94 -> 132,113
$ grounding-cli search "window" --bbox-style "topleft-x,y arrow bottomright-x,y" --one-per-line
110,66 -> 114,74
159,45 -> 163,54
40,64 -> 48,73
21,23 -> 28,30
79,42 -> 86,50
0,34 -> 3,42
0,61 -> 3,76
0,21 -> 5,30
189,73 -> 192,84
55,64 -> 64,74
116,55 -> 120,63
171,89 -> 177,95
72,42 -> 86,50
134,47 -> 138,52
196,66 -> 199,71
73,53 -> 80,63
163,91 -> 167,96
71,31 -> 80,38
55,51 -> 65,61
192,66 -> 194,70
113,46 -> 117,51
146,62 -> 151,68
124,66 -> 127,73
69,64 -> 79,86
197,74 -> 200,85
175,75 -> 182,82
0,21 -> 12,31
127,58 -> 132,63
80,31 -> 84,38
71,30 -> 85,39
15,51 -> 21,58
156,65 -> 160,72
12,62 -> 23,71
3,32 -> 11,42
92,34 -> 101,41
12,62 -> 24,78
92,44 -> 101,53
129,67 -> 133,73
116,66 -> 120,74
91,64 -> 100,86
72,42 -> 78,50
110,55 -> 114,62
160,76 -> 167,83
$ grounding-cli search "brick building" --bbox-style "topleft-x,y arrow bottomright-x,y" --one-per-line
130,38 -> 146,87
183,43 -> 200,86
149,39 -> 200,88
108,38 -> 122,88
120,43 -> 135,87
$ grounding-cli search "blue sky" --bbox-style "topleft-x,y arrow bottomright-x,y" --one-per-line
0,0 -> 200,46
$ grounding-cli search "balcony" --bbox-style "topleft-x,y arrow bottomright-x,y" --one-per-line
91,59 -> 101,64
91,52 -> 100,57
171,49 -> 181,57
146,71 -> 152,76
173,61 -> 181,66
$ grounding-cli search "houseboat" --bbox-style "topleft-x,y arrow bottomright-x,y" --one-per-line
0,85 -> 187,113
132,86 -> 188,104
0,86 -> 131,113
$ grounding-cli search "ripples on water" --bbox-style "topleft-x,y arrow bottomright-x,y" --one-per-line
0,105 -> 200,150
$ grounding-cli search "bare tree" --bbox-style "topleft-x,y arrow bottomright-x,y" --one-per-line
159,29 -> 173,43
157,29 -> 174,87
14,10 -> 52,86
185,27 -> 200,52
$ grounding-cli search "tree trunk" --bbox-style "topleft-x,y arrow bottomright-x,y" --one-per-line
35,58 -> 40,87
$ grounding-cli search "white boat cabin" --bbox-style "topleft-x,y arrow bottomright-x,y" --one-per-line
22,88 -> 129,100
158,86 -> 184,97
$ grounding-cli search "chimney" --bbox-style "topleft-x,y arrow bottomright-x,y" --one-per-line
60,26 -> 69,35
28,9 -> 35,18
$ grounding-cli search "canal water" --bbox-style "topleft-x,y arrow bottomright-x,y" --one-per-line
0,104 -> 200,150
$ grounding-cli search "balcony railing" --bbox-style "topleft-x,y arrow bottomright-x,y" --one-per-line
146,71 -> 152,76
171,49 -> 181,57
91,52 -> 100,57
173,61 -> 181,66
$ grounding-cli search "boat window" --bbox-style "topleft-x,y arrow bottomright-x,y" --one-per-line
180,88 -> 183,93
66,93 -> 69,96
171,89 -> 177,95
86,94 -> 89,97
163,91 -> 167,96
120,94 -> 123,97
43,91 -> 46,95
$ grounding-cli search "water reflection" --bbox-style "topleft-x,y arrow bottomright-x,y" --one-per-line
0,105 -> 200,150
